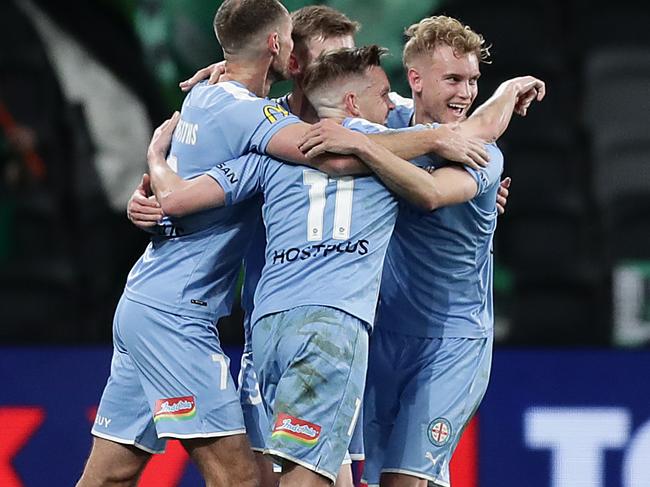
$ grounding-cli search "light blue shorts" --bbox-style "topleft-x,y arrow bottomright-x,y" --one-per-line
362,327 -> 493,487
91,295 -> 245,453
252,305 -> 368,483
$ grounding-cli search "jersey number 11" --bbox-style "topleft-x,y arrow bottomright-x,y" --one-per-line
303,170 -> 355,242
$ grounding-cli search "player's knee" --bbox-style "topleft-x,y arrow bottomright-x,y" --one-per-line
77,440 -> 148,487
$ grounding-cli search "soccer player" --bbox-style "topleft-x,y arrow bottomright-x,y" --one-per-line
298,17 -> 544,487
239,7 -> 363,486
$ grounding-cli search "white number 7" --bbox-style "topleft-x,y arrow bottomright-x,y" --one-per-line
303,170 -> 354,242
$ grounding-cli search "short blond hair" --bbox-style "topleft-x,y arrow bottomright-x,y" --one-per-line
402,16 -> 490,68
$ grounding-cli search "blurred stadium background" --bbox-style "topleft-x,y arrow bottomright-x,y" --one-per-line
1,0 -> 649,485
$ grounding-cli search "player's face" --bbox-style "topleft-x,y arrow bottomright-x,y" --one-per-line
416,44 -> 480,124
355,66 -> 395,125
271,15 -> 294,80
305,34 -> 355,66
291,34 -> 355,80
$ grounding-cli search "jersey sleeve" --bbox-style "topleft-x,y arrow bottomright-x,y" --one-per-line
206,153 -> 265,206
220,96 -> 301,155
463,143 -> 504,196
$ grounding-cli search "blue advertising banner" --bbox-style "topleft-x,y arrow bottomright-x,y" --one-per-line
480,350 -> 650,487
1,348 -> 649,486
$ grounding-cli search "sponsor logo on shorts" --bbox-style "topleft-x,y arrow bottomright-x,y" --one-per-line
427,418 -> 452,447
271,413 -> 321,445
425,451 -> 439,466
94,414 -> 112,428
153,396 -> 196,422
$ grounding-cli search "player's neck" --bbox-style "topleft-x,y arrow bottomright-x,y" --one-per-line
412,103 -> 436,126
316,106 -> 347,122
221,58 -> 274,98
320,115 -> 345,124
287,89 -> 319,124
412,92 -> 441,126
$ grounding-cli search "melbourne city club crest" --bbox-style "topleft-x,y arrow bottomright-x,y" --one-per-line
427,418 -> 452,447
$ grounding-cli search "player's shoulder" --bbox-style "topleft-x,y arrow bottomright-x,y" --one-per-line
386,92 -> 414,129
210,80 -> 257,99
388,91 -> 413,109
187,80 -> 261,108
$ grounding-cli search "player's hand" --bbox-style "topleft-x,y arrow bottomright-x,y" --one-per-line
179,61 -> 226,92
500,76 -> 546,116
496,177 -> 511,215
298,119 -> 369,158
434,124 -> 490,170
127,174 -> 165,228
148,112 -> 180,161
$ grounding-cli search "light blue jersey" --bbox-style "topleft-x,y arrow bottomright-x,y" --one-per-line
378,145 -> 503,338
124,80 -> 299,321
380,100 -> 503,338
209,117 -> 399,328
364,94 -> 503,485
386,92 -> 415,129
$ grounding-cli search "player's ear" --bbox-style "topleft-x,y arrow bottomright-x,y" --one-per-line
268,32 -> 280,55
407,67 -> 423,94
288,52 -> 301,77
343,92 -> 361,117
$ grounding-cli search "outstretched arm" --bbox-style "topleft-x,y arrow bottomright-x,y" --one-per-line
460,76 -> 546,141
147,113 -> 226,217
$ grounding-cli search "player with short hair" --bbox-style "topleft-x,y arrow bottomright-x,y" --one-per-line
299,16 -> 544,487
238,7 -> 361,485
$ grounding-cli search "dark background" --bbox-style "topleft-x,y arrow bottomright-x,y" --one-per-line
2,0 -> 649,349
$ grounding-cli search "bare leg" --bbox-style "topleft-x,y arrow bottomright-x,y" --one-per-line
334,464 -> 354,487
255,451 -> 280,487
76,437 -> 150,487
182,433 -> 259,487
380,472 -> 428,487
279,462 -> 332,487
